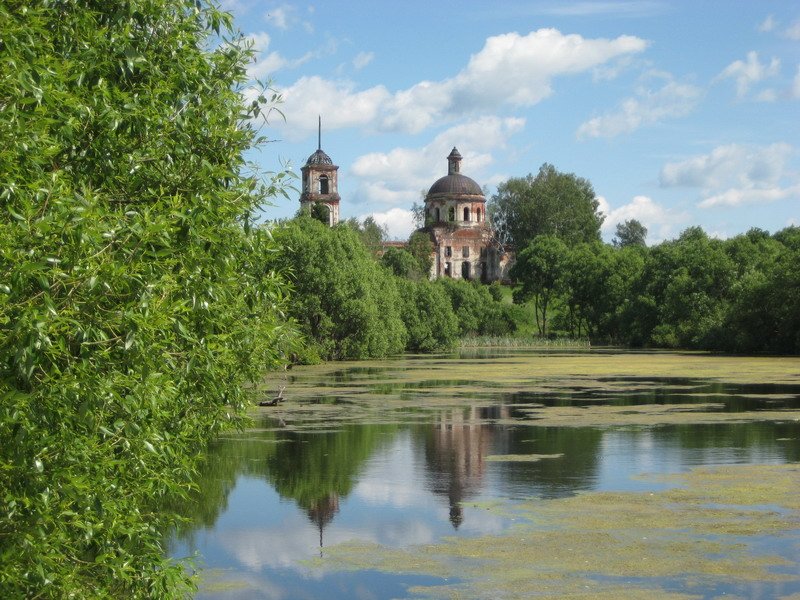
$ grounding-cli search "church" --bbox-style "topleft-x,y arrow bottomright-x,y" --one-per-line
299,131 -> 512,282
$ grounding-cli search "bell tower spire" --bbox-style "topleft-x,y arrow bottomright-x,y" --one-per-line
299,117 -> 341,226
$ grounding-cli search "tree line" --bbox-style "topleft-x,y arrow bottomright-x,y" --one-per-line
493,165 -> 800,354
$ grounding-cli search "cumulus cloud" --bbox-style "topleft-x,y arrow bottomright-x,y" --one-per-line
279,76 -> 392,138
715,51 -> 780,99
576,73 -> 702,139
276,28 -> 647,138
348,117 -> 525,239
660,143 -> 800,209
660,143 -> 792,190
598,195 -> 689,243
699,185 -> 800,208
362,208 -> 417,240
244,31 -> 314,80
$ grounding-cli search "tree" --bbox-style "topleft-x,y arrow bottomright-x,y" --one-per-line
624,227 -> 734,348
407,231 -> 434,277
509,236 -> 569,336
396,279 -> 459,352
272,217 -> 406,360
0,1 -> 294,596
381,247 -> 424,280
613,219 -> 648,248
310,202 -> 331,225
489,164 -> 604,249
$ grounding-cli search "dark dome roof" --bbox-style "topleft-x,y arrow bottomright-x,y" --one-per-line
427,173 -> 483,196
306,148 -> 333,166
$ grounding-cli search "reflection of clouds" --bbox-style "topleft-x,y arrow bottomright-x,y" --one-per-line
217,519 -> 436,573
353,479 -> 425,508
353,433 -> 431,509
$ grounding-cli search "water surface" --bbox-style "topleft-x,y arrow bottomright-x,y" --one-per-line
168,349 -> 800,599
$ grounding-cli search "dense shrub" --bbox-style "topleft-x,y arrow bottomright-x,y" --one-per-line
272,218 -> 406,360
0,1 -> 294,596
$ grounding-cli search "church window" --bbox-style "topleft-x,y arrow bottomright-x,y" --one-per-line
463,207 -> 470,221
448,206 -> 455,221
462,246 -> 469,258
476,208 -> 481,222
319,175 -> 329,194
435,207 -> 440,222
461,261 -> 471,280
444,262 -> 451,277
445,246 -> 452,258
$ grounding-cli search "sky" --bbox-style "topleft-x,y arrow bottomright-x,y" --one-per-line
225,0 -> 800,243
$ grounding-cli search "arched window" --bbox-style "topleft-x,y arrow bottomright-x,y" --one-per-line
463,207 -> 470,221
461,261 -> 471,280
476,208 -> 482,222
319,175 -> 329,194
448,206 -> 455,222
435,207 -> 440,222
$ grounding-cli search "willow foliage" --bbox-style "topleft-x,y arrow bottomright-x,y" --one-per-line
0,0 -> 294,596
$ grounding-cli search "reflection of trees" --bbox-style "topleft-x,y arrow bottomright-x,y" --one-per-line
491,425 -> 604,498
169,423 -> 398,545
421,407 -> 497,528
265,425 -> 397,533
656,422 -> 800,462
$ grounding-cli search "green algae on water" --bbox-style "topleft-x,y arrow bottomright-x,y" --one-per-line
312,463 -> 800,599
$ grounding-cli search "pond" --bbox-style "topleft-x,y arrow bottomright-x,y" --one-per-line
168,349 -> 800,599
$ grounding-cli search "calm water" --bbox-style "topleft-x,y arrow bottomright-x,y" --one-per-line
168,350 -> 800,599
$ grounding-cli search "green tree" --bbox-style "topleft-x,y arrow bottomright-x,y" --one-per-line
625,227 -> 734,348
489,164 -> 604,249
396,279 -> 459,352
272,217 -> 406,360
344,216 -> 387,256
613,219 -> 648,248
407,231 -> 434,277
381,247 -> 424,280
309,202 -> 331,225
509,236 -> 569,336
0,1 -> 294,596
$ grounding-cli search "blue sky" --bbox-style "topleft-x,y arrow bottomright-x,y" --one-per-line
227,0 -> 800,243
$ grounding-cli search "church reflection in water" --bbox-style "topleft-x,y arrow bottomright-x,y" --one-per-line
422,406 -> 507,528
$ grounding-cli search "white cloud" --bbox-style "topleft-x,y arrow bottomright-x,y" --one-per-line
755,88 -> 777,102
715,51 -> 780,99
348,117 -> 525,239
576,73 -> 702,139
660,143 -> 800,209
758,14 -> 777,33
698,184 -> 800,208
363,208 -> 417,240
279,76 -> 392,139
352,51 -> 374,70
276,28 -> 647,138
785,19 -> 800,40
244,31 -> 314,79
598,195 -> 689,243
660,143 -> 792,190
265,5 -> 292,30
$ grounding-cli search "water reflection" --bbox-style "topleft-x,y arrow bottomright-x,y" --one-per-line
168,352 -> 800,599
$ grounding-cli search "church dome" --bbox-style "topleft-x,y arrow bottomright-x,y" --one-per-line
306,148 -> 333,166
427,172 -> 483,196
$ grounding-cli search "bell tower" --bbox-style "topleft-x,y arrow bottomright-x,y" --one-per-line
300,117 -> 340,226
